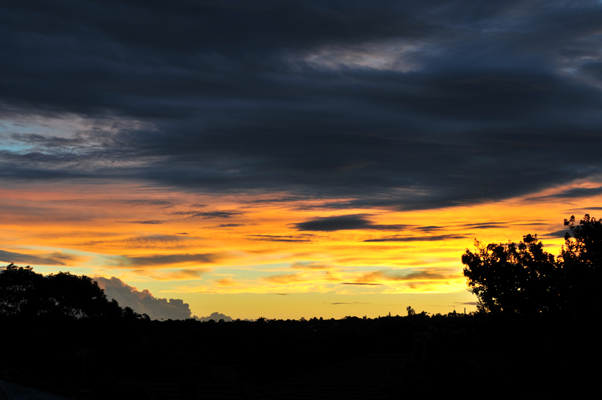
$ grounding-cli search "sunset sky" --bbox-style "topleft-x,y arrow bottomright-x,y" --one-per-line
2,1 -> 602,320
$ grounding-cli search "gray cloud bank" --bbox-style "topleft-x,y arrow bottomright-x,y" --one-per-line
95,276 -> 192,320
0,249 -> 74,266
2,1 -> 602,209
195,312 -> 233,322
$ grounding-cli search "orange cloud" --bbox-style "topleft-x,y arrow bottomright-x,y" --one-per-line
159,269 -> 206,280
353,269 -> 459,285
264,273 -> 308,284
215,278 -> 237,287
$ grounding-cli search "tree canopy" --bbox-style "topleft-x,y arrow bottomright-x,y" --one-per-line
0,264 -> 127,319
463,214 -> 602,316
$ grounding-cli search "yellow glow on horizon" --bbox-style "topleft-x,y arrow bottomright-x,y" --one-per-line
1,180 -> 600,319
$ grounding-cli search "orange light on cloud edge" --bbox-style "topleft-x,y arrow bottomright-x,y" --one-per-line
0,180 -> 599,320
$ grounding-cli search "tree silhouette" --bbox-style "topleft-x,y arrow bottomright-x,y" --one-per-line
463,215 -> 602,316
558,214 -> 602,314
0,264 -> 123,319
0,264 -> 47,317
462,234 -> 557,315
46,271 -> 123,319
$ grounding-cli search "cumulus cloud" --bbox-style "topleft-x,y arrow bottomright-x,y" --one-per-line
195,312 -> 233,322
95,276 -> 192,320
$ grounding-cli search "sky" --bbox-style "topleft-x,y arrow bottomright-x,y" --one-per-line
2,0 -> 602,320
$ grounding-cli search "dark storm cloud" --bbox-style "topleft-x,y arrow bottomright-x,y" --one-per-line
2,1 -> 602,209
295,215 -> 409,231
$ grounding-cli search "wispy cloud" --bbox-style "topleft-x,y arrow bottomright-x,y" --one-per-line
351,269 -> 458,285
264,273 -> 307,284
291,262 -> 330,270
364,234 -> 468,242
118,220 -> 164,225
109,253 -> 219,267
248,235 -> 313,243
0,249 -> 72,266
172,211 -> 241,219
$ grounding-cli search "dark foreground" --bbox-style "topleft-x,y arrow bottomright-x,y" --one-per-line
0,313 -> 597,400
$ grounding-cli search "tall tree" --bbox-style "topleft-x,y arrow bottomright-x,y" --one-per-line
558,214 -> 602,314
463,215 -> 602,316
462,234 -> 557,315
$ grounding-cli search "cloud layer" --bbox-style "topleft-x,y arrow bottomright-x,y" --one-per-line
2,1 -> 602,210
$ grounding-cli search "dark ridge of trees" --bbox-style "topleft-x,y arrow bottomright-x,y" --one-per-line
462,214 -> 602,317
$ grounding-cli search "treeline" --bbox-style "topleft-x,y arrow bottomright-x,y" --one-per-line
1,304 -> 593,399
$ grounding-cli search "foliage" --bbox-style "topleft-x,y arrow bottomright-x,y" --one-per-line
557,214 -> 602,313
0,264 -> 125,319
0,264 -> 46,317
463,215 -> 602,316
462,234 -> 557,315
